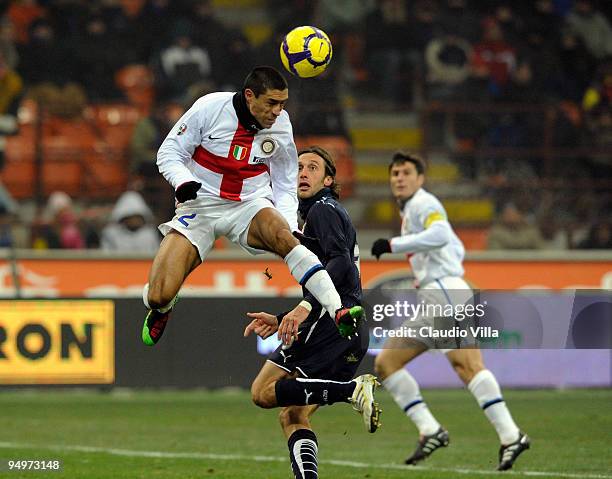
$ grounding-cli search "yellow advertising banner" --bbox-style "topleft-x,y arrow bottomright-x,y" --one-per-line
0,300 -> 114,384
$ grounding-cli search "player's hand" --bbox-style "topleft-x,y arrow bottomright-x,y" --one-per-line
244,312 -> 278,339
277,305 -> 310,346
175,181 -> 202,203
371,238 -> 391,259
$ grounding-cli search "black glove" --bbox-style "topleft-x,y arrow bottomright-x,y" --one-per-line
371,238 -> 391,259
175,181 -> 202,203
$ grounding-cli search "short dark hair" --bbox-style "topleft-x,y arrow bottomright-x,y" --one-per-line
243,66 -> 288,97
389,151 -> 426,175
298,146 -> 341,198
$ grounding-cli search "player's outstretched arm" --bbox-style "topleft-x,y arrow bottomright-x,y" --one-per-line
244,311 -> 278,339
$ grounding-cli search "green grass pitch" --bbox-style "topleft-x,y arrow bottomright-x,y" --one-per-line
0,388 -> 610,478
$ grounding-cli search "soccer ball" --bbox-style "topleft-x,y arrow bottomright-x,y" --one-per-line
280,26 -> 333,78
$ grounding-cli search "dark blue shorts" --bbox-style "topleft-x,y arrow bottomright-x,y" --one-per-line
267,313 -> 369,381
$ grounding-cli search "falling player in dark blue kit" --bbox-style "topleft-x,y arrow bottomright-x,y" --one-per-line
244,146 -> 381,479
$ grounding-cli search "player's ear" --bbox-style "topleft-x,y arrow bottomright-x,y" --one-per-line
324,176 -> 333,187
244,88 -> 255,101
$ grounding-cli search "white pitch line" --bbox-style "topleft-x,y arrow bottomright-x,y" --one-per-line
0,442 -> 609,479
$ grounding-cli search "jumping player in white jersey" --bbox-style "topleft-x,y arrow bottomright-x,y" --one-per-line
141,66 -> 363,346
371,152 -> 530,471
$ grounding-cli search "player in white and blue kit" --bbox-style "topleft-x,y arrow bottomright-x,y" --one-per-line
371,152 -> 530,471
140,67 -> 363,347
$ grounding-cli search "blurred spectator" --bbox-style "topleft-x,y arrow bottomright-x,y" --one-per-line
439,0 -> 481,42
365,0 -> 415,104
538,215 -> 569,250
130,101 -> 182,177
100,191 -> 160,252
0,50 -> 22,170
6,0 -> 45,45
189,0 -> 252,91
493,3 -> 525,46
523,0 -> 562,50
410,0 -> 439,52
72,14 -> 124,101
151,20 -> 212,103
582,62 -> 612,178
0,16 -> 18,69
316,0 -> 375,35
133,0 -> 177,59
487,203 -> 544,250
471,17 -> 516,98
577,222 -> 612,249
565,0 -> 612,60
129,101 -> 182,224
582,62 -> 612,112
501,61 -> 541,103
31,191 -> 84,249
555,30 -> 595,101
18,18 -> 73,86
0,203 -> 29,248
292,69 -> 348,137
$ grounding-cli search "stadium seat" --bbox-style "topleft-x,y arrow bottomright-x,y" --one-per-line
85,104 -> 141,149
42,160 -> 82,196
115,65 -> 155,114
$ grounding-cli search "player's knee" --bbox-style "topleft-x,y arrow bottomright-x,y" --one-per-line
251,385 -> 274,409
450,357 -> 484,384
374,352 -> 401,380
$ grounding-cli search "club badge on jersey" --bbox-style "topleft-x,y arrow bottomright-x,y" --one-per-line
261,137 -> 277,154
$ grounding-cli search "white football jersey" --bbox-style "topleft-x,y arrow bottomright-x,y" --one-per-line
157,91 -> 299,230
395,188 -> 465,286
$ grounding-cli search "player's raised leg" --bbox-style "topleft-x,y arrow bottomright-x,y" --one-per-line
247,207 -> 363,337
142,230 -> 201,345
447,349 -> 530,470
375,339 -> 449,464
279,406 -> 320,479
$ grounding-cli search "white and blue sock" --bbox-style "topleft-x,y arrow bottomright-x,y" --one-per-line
383,369 -> 441,435
284,245 -> 342,314
468,369 -> 520,445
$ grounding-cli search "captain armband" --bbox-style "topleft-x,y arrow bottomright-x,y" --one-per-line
424,211 -> 446,228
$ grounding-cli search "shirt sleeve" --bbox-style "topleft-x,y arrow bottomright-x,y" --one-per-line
390,196 -> 452,254
269,117 -> 299,231
156,98 -> 207,189
302,202 -> 352,308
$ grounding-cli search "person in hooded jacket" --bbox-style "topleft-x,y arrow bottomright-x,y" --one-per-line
101,191 -> 160,252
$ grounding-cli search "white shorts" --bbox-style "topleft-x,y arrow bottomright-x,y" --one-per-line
159,196 -> 274,260
403,276 -> 475,352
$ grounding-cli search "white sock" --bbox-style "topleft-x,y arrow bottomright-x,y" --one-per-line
383,369 -> 440,435
142,283 -> 175,313
467,369 -> 520,445
284,245 -> 342,314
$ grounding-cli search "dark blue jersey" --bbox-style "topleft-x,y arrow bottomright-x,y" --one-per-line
269,187 -> 368,379
298,187 -> 362,317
